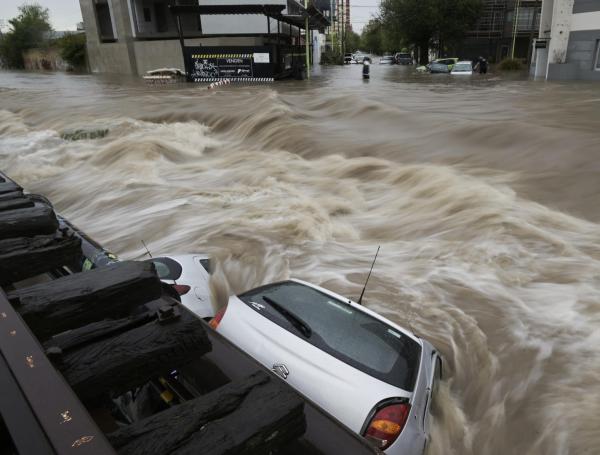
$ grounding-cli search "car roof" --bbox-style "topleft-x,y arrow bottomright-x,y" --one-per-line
157,253 -> 210,261
455,60 -> 473,64
288,278 -> 421,345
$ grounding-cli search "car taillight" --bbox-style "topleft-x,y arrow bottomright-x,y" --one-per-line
172,284 -> 191,295
209,306 -> 227,330
363,403 -> 411,450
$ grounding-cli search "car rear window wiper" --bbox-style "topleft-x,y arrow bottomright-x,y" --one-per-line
262,296 -> 312,338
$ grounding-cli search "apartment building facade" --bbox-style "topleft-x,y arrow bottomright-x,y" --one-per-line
532,0 -> 600,80
79,0 -> 319,75
463,0 -> 542,62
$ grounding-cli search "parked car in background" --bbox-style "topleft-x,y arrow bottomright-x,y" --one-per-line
379,55 -> 395,64
429,58 -> 459,73
211,279 -> 442,455
394,53 -> 413,65
344,53 -> 355,64
354,52 -> 368,63
146,254 -> 213,319
451,61 -> 474,75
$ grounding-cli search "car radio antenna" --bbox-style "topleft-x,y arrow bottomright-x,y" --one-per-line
141,240 -> 152,258
357,245 -> 380,305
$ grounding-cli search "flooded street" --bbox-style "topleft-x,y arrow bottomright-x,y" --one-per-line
1,66 -> 600,454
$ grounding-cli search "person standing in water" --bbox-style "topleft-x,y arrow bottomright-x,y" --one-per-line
474,56 -> 488,74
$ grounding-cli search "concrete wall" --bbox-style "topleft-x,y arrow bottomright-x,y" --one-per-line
133,36 -> 265,74
554,29 -> 600,80
80,0 -> 137,74
91,41 -> 136,74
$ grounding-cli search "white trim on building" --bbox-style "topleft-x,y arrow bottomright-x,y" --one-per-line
571,11 -> 600,31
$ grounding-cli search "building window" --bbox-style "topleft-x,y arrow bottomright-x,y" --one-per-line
143,7 -> 151,22
507,7 -> 541,32
153,2 -> 168,33
94,0 -> 116,42
595,40 -> 600,71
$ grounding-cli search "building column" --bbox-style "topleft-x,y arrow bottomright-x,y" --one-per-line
533,0 -> 554,77
110,0 -> 138,75
545,0 -> 574,77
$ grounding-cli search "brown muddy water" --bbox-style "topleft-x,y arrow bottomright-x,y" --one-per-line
1,66 -> 600,454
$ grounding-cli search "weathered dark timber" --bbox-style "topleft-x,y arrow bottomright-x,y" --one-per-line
56,313 -> 212,402
0,203 -> 58,240
43,312 -> 153,353
0,232 -> 82,286
8,261 -> 162,339
108,371 -> 306,455
0,190 -> 24,201
0,197 -> 34,212
0,181 -> 21,194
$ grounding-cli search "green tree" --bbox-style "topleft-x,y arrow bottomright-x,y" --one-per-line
380,0 -> 481,64
345,30 -> 361,53
0,3 -> 51,68
56,33 -> 87,70
361,19 -> 385,55
436,0 -> 482,54
380,0 -> 436,64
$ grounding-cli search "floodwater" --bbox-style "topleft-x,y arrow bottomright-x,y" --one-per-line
1,66 -> 600,454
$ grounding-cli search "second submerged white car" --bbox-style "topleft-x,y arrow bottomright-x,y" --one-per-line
211,279 -> 442,454
146,254 -> 213,318
450,61 -> 474,75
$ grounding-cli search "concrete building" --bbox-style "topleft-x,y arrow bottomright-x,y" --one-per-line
78,0 -> 321,75
463,0 -> 542,62
532,0 -> 600,80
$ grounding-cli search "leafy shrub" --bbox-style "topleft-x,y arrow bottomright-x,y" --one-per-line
0,4 -> 51,68
56,33 -> 86,70
498,58 -> 523,71
61,128 -> 108,141
320,50 -> 343,65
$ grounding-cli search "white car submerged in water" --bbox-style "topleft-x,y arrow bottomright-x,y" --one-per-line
146,254 -> 214,318
211,279 -> 442,454
451,61 -> 474,75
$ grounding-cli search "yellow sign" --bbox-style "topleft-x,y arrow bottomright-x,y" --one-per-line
191,53 -> 252,59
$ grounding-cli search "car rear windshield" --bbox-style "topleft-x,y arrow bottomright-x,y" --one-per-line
454,63 -> 472,71
238,281 -> 421,391
146,257 -> 182,280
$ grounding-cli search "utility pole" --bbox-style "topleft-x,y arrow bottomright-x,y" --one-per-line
527,1 -> 540,64
511,0 -> 522,58
341,0 -> 345,56
305,0 -> 310,79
